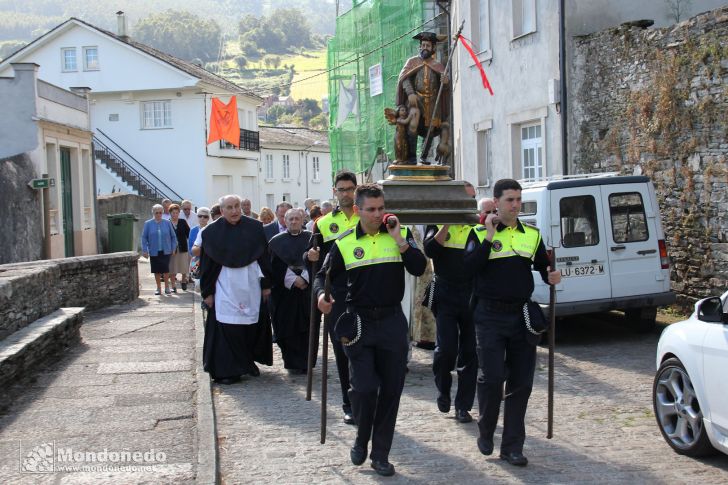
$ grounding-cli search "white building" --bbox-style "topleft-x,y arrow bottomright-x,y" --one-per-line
450,0 -> 727,197
0,63 -> 96,259
0,13 -> 263,209
258,126 -> 332,210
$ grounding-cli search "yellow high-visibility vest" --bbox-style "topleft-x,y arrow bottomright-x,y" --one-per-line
336,227 -> 409,271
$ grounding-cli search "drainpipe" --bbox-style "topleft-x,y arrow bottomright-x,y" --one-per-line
559,0 -> 569,175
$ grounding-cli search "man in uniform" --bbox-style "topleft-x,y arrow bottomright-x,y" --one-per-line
395,31 -> 449,164
423,223 -> 478,424
464,179 -> 560,467
316,184 -> 426,477
305,170 -> 359,425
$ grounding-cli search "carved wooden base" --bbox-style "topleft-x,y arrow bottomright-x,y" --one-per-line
385,164 -> 451,182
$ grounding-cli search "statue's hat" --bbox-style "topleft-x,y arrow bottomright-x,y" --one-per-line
413,31 -> 447,43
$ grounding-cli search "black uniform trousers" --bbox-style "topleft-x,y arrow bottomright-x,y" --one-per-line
328,286 -> 352,413
343,306 -> 409,462
473,300 -> 537,454
432,279 -> 477,411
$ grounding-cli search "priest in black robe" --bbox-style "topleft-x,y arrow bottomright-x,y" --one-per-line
200,194 -> 273,385
268,208 -> 314,373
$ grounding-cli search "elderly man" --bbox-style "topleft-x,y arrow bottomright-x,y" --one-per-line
268,208 -> 313,373
180,199 -> 198,228
242,198 -> 259,219
321,200 -> 333,216
161,199 -> 172,220
478,197 -> 497,222
264,201 -> 293,241
200,195 -> 273,384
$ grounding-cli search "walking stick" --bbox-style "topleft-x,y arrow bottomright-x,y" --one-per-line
320,269 -> 332,444
547,248 -> 557,439
419,20 -> 465,163
305,234 -> 322,401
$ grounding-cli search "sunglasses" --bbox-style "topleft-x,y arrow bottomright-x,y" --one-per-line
198,215 -> 209,219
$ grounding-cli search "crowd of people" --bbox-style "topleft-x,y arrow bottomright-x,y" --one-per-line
139,174 -> 560,476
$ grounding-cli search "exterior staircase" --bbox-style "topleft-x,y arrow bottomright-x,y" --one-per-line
93,129 -> 182,201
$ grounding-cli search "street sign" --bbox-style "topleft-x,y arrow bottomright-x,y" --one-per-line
28,178 -> 51,189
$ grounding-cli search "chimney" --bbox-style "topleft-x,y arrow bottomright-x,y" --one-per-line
116,11 -> 129,41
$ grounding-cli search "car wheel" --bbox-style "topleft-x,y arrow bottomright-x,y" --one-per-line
625,307 -> 656,333
653,357 -> 715,456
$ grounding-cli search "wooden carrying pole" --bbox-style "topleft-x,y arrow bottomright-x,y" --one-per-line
320,269 -> 332,444
305,234 -> 322,401
547,248 -> 557,439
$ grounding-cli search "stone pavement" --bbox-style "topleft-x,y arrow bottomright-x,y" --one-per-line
214,312 -> 728,484
0,260 -> 201,484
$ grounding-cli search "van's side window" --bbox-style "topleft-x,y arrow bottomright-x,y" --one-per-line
559,196 -> 599,247
608,192 -> 649,243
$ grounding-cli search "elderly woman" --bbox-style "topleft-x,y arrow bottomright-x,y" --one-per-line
168,203 -> 191,292
258,206 -> 275,225
188,207 -> 210,284
141,204 -> 178,295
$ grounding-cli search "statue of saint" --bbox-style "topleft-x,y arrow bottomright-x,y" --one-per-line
395,31 -> 450,165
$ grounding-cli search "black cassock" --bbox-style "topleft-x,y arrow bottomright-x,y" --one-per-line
200,217 -> 273,380
269,229 -> 313,370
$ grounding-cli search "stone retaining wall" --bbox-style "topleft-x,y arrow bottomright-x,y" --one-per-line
0,252 -> 139,339
570,6 -> 728,306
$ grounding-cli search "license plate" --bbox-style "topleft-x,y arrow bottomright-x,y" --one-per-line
560,264 -> 604,278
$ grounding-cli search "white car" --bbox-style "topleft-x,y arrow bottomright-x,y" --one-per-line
654,291 -> 728,456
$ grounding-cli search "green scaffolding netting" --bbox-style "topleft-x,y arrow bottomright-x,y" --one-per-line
327,0 -> 426,175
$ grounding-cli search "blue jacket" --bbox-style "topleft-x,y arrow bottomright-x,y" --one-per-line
188,225 -> 201,253
141,218 -> 178,255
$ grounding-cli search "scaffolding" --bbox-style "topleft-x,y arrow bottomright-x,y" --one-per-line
327,0 -> 436,176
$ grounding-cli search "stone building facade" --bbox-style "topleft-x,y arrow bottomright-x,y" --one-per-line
570,7 -> 728,305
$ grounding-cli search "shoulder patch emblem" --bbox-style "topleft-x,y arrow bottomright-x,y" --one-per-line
353,247 -> 365,259
329,222 -> 339,233
492,240 -> 503,252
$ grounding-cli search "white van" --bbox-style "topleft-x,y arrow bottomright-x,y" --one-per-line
521,173 -> 675,331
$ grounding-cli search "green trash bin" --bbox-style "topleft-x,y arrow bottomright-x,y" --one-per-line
107,213 -> 138,252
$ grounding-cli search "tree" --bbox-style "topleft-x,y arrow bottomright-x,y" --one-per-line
665,0 -> 694,23
134,10 -> 221,63
270,56 -> 281,69
234,55 -> 247,71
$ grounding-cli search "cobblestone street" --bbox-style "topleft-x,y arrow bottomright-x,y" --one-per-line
0,261 -> 198,484
0,261 -> 726,484
214,312 -> 728,484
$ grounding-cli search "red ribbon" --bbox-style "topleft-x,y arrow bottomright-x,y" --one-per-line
458,35 -> 494,96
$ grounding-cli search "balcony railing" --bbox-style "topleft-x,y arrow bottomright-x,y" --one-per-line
219,128 -> 260,152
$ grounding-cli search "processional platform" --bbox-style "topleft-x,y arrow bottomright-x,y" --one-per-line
379,165 -> 478,225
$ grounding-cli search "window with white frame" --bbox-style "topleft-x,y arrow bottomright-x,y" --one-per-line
469,0 -> 491,55
141,100 -> 172,129
283,192 -> 291,202
282,154 -> 290,179
266,193 -> 275,208
265,154 -> 274,179
83,46 -> 99,70
61,48 -> 77,71
476,128 -> 491,187
512,0 -> 536,38
312,156 -> 320,180
520,123 -> 543,180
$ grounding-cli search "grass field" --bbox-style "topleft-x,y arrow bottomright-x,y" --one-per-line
218,42 -> 328,102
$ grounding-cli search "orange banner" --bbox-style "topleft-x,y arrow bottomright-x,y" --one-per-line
207,96 -> 240,146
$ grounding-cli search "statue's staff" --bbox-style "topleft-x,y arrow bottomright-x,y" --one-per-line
420,20 -> 465,164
